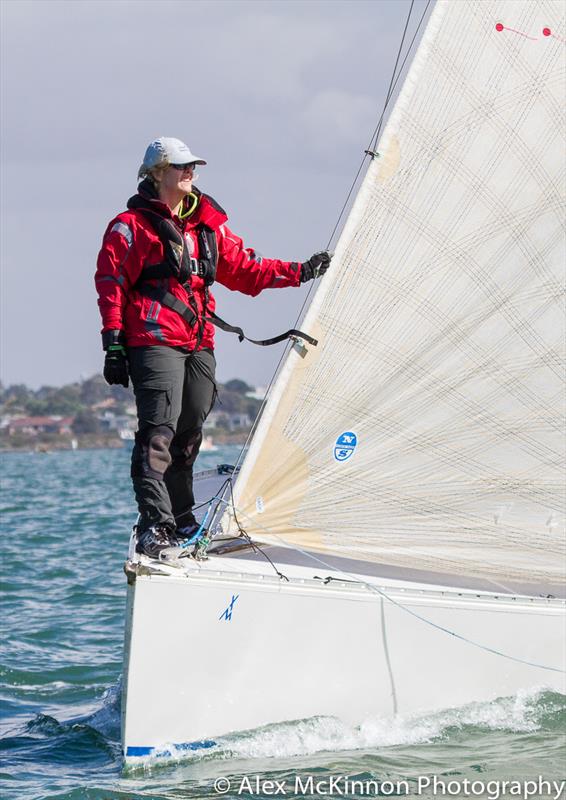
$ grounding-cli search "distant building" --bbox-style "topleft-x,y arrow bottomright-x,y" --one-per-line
203,411 -> 252,432
6,416 -> 73,436
91,398 -> 117,410
245,386 -> 267,401
228,412 -> 252,429
98,411 -> 136,432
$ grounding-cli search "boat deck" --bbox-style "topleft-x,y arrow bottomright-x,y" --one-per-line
127,467 -> 565,601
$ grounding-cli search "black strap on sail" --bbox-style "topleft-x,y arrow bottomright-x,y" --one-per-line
206,311 -> 318,347
137,287 -> 318,348
132,204 -> 317,349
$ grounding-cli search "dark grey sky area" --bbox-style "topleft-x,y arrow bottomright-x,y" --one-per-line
1,0 -> 429,389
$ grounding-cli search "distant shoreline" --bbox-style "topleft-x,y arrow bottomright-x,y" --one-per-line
0,431 -> 248,454
1,375 -> 260,455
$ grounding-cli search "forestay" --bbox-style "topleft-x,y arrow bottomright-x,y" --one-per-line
229,0 -> 566,589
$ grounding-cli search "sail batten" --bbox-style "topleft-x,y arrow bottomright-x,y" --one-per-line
230,0 -> 566,589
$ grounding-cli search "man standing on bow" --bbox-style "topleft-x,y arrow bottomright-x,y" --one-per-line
95,136 -> 331,558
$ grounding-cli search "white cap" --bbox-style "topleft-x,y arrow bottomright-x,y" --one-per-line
140,137 -> 207,171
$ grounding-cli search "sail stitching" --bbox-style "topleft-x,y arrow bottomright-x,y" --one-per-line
227,0 -> 565,587
229,0 -> 433,480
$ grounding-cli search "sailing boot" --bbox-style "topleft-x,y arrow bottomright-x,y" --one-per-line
136,522 -> 177,558
172,510 -> 201,545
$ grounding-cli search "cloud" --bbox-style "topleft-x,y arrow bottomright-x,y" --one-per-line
1,0 -> 431,388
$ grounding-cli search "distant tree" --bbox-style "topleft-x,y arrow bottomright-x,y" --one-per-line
0,376 -> 137,420
41,385 -> 82,416
24,398 -> 49,415
217,389 -> 244,413
71,410 -> 101,434
214,414 -> 230,431
35,385 -> 56,400
224,379 -> 253,395
245,399 -> 262,418
80,375 -> 111,406
110,383 -> 134,403
3,384 -> 30,405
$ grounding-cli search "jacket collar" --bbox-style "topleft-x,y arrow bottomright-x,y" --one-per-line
127,179 -> 172,219
127,181 -> 228,230
185,187 -> 228,230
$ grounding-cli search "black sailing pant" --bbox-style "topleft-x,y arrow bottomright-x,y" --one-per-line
128,346 -> 216,529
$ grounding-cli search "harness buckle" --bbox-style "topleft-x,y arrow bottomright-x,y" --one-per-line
189,258 -> 201,276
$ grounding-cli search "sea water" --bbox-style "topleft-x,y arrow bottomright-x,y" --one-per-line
1,448 -> 564,800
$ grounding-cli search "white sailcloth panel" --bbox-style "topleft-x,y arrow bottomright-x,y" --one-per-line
231,0 -> 566,588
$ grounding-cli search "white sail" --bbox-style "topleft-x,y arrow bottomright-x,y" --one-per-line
230,0 -> 566,589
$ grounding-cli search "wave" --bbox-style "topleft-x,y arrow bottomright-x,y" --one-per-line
0,682 -> 122,766
126,686 -> 565,768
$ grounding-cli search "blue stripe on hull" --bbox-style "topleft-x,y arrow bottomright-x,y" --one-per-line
126,739 -> 216,757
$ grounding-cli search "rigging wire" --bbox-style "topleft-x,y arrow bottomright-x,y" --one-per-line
185,476 -> 288,581
227,0 -> 430,486
226,479 -> 289,581
326,0 -> 432,251
369,0 -> 415,152
173,478 -> 232,553
232,506 -> 566,676
324,0 -> 417,250
195,0 -> 564,677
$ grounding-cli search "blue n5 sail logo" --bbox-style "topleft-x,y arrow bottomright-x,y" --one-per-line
334,432 -> 358,462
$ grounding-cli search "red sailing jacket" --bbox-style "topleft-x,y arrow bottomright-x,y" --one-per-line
95,185 -> 301,350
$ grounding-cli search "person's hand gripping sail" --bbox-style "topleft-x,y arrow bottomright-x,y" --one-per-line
300,251 -> 333,283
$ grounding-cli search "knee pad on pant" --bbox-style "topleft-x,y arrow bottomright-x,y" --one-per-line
131,425 -> 174,480
169,429 -> 203,472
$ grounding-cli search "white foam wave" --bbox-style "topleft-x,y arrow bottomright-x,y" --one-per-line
139,685 -> 558,768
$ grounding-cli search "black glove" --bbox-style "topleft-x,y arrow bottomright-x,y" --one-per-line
102,330 -> 129,388
300,251 -> 332,283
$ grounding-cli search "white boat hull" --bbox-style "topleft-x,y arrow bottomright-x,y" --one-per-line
121,552 -> 565,761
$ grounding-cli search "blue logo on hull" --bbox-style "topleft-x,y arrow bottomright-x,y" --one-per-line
334,432 -> 358,462
219,594 -> 239,622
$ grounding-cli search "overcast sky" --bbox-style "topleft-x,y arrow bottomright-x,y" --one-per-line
1,0 -> 430,390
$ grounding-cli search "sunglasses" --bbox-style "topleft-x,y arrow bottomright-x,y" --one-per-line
170,162 -> 198,172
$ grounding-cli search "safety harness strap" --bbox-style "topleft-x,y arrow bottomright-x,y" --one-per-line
139,285 -> 198,328
131,200 -> 317,349
205,311 -> 318,347
141,259 -> 206,281
133,284 -> 317,348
